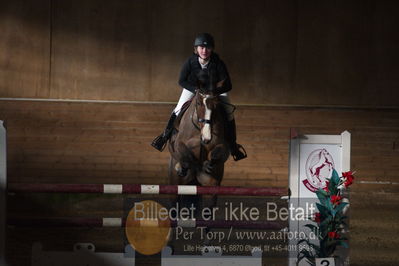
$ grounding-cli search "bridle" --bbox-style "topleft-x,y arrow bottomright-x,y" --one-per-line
193,91 -> 218,143
198,92 -> 215,123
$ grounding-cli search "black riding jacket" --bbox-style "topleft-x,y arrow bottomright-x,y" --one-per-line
178,53 -> 232,94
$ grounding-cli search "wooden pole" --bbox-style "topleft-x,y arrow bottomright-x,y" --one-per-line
8,183 -> 287,197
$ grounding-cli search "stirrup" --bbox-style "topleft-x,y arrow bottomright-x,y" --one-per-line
232,144 -> 247,161
151,134 -> 167,152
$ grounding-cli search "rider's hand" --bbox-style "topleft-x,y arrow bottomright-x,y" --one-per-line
216,79 -> 225,88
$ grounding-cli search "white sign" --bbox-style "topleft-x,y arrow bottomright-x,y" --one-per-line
316,258 -> 335,266
288,131 -> 351,266
290,131 -> 351,198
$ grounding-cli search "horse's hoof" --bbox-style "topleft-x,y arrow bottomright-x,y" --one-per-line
177,167 -> 188,177
203,161 -> 213,174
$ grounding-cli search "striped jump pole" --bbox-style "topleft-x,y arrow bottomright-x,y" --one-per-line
8,183 -> 287,197
7,217 -> 286,230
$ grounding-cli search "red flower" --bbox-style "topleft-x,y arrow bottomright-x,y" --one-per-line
328,231 -> 340,239
330,195 -> 342,205
314,212 -> 322,223
342,171 -> 355,187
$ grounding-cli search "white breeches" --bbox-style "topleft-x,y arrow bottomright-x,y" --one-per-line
173,89 -> 235,121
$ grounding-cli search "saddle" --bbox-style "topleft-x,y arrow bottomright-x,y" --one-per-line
173,99 -> 193,132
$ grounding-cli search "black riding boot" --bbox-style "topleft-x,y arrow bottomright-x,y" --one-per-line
227,119 -> 247,161
151,113 -> 177,151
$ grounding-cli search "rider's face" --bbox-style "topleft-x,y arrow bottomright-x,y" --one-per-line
196,46 -> 212,60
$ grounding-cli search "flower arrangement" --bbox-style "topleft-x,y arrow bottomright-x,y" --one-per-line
297,169 -> 355,265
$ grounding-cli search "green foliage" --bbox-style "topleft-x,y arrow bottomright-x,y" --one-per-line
297,169 -> 353,263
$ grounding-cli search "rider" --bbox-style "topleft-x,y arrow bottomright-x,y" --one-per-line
151,33 -> 247,161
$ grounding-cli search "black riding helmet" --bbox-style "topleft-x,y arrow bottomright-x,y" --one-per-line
194,33 -> 215,48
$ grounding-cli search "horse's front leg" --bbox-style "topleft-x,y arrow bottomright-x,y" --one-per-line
174,162 -> 189,177
202,144 -> 229,174
173,138 -> 201,178
198,144 -> 228,186
169,144 -> 190,178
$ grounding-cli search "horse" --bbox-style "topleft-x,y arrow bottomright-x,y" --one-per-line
167,70 -> 230,219
168,69 -> 230,187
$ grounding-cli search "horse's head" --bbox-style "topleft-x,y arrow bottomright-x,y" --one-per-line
195,69 -> 221,144
320,149 -> 329,158
197,69 -> 217,95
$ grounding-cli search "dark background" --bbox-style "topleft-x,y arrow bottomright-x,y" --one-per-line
1,0 -> 399,265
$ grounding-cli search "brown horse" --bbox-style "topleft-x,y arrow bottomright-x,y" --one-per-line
168,70 -> 230,188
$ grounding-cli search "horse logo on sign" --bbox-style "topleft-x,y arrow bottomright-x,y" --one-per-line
303,148 -> 335,192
